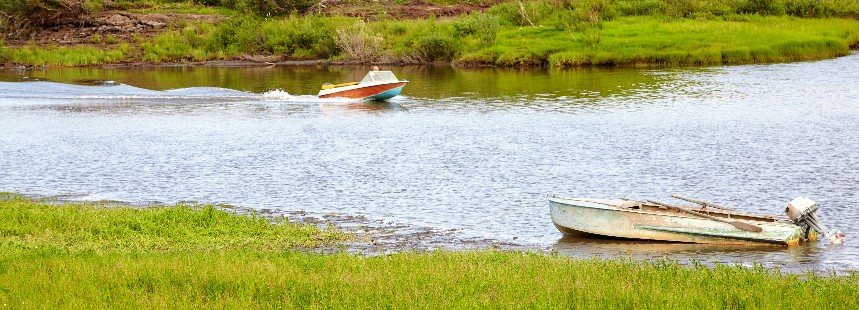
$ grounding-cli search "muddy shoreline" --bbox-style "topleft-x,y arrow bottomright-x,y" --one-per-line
1,59 -> 467,71
27,193 -> 535,255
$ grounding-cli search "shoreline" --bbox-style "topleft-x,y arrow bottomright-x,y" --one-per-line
5,193 -> 852,276
3,48 -> 858,71
11,193 -> 529,255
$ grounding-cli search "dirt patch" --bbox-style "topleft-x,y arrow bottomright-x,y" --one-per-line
5,1 -> 498,48
4,10 -> 224,47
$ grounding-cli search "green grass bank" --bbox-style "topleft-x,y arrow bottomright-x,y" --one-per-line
0,194 -> 349,254
2,195 -> 859,308
2,0 -> 859,67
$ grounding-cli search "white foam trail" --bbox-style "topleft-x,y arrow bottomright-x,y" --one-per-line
260,89 -> 359,104
261,89 -> 294,100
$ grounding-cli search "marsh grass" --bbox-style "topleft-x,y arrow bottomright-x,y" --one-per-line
2,194 -> 858,307
559,15 -> 857,66
0,194 -> 348,255
0,44 -> 129,66
1,250 -> 858,307
1,1 -> 858,67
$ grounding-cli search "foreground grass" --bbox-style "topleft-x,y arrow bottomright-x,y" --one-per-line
0,194 -> 348,254
2,195 -> 858,308
2,250 -> 859,308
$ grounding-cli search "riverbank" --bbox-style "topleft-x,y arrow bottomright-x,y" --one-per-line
2,195 -> 858,307
2,1 -> 859,68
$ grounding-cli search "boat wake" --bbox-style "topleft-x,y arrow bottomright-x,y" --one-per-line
260,88 -> 356,104
0,81 -> 255,102
0,80 -> 380,106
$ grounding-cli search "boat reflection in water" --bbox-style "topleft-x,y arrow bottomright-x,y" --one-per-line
318,101 -> 403,114
552,234 -> 784,260
553,233 -> 847,273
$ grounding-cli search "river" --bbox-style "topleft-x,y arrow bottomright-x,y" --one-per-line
1,54 -> 857,273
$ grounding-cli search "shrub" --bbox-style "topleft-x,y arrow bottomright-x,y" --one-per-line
153,32 -> 197,61
207,16 -> 264,54
335,21 -> 382,62
452,11 -> 500,46
411,32 -> 458,61
739,0 -> 786,16
261,16 -> 340,59
487,0 -> 555,26
782,0 -> 851,18
615,0 -> 665,16
560,0 -> 618,20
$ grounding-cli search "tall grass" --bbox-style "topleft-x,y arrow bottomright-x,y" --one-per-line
1,251 -> 858,307
461,15 -> 859,67
0,194 -> 348,255
2,1 -> 859,67
2,194 -> 859,307
0,44 -> 130,66
140,9 -> 859,67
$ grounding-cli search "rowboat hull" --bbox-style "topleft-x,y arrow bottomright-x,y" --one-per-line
318,82 -> 407,101
549,196 -> 804,245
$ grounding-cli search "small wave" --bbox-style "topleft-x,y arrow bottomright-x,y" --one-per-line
260,89 -> 356,104
261,89 -> 294,100
166,86 -> 254,98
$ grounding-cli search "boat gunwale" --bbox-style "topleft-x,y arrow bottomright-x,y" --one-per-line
548,196 -> 794,226
549,197 -> 804,245
318,81 -> 408,98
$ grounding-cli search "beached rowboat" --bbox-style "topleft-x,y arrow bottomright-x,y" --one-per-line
548,195 -> 812,246
318,70 -> 408,101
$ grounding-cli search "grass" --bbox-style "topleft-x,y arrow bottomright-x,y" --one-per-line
2,12 -> 858,68
0,45 -> 130,67
2,194 -> 859,307
0,194 -> 348,255
543,15 -> 859,67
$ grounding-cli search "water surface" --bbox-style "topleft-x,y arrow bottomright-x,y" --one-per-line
2,55 -> 857,273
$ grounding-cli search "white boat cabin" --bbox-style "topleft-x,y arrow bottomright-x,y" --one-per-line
361,71 -> 400,84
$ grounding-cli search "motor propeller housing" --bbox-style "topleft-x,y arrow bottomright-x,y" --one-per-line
785,197 -> 844,244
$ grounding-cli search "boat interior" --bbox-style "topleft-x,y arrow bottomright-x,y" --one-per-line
611,198 -> 792,223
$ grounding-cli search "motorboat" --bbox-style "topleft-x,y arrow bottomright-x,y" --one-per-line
548,195 -> 844,246
318,70 -> 408,101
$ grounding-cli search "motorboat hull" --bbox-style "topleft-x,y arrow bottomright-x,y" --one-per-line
318,81 -> 406,100
549,196 -> 804,245
318,70 -> 408,101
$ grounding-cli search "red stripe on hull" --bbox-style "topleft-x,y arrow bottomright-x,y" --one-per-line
319,82 -> 406,99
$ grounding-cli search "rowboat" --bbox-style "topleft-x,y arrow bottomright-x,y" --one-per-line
318,69 -> 408,101
547,195 -> 842,246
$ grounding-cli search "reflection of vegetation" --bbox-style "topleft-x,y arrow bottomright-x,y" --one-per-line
20,63 -> 662,99
2,1 -> 859,67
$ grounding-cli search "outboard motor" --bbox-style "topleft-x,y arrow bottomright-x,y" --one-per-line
785,197 -> 844,244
